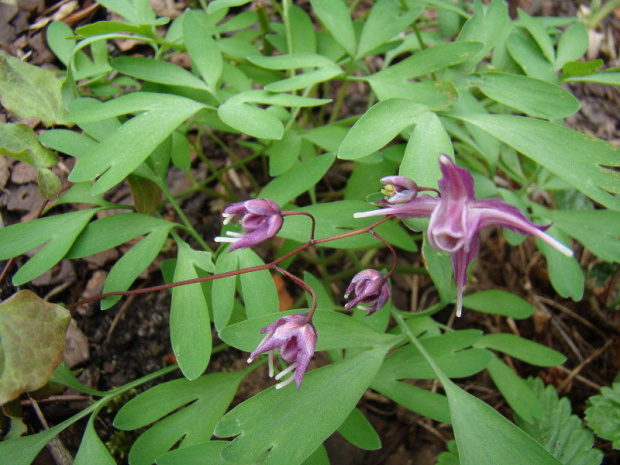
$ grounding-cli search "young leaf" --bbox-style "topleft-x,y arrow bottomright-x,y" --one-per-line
114,372 -> 245,465
516,10 -> 555,64
111,57 -> 210,91
100,225 -> 172,309
217,100 -> 283,139
338,99 -> 428,160
515,377 -> 604,465
585,382 -> 620,450
66,93 -> 207,195
170,239 -> 214,380
461,290 -> 535,319
214,347 -> 390,465
454,114 -> 620,210
309,0 -> 356,57
0,291 -> 70,404
506,32 -> 558,82
0,51 -> 65,126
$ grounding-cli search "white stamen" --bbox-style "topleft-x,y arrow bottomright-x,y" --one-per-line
353,211 -> 377,218
275,362 -> 298,380
222,213 -> 234,225
214,237 -> 239,244
275,375 -> 296,390
247,357 -> 254,364
268,352 -> 274,378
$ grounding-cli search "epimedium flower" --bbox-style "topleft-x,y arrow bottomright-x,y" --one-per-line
344,269 -> 391,315
214,198 -> 283,252
355,154 -> 573,317
247,313 -> 317,389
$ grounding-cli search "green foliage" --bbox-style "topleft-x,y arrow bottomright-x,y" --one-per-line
585,382 -> 620,450
515,378 -> 604,465
0,0 -> 617,463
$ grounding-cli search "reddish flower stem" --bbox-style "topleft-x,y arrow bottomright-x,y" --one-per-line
66,215 -> 394,309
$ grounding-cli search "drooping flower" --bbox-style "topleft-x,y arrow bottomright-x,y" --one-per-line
379,176 -> 421,204
248,313 -> 317,389
355,154 -> 573,316
344,269 -> 391,315
214,199 -> 283,252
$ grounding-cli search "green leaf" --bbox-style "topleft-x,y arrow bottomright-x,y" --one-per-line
46,21 -> 77,66
473,72 -> 580,119
111,56 -> 210,91
443,0 -> 509,79
212,248 -> 239,332
486,357 -> 543,423
436,440 -> 460,465
0,123 -> 62,199
171,239 -> 213,380
309,0 -> 356,56
114,372 -> 245,465
369,41 -> 483,82
461,290 -> 535,319
564,71 -> 620,86
278,200 -> 416,251
422,233 -> 457,305
535,226 -> 584,300
74,414 -> 116,465
96,0 -> 157,24
0,291 -> 70,404
238,248 -> 279,319
127,174 -> 162,215
454,114 -> 620,210
0,51 -> 65,126
0,208 -> 99,286
356,0 -> 421,59
337,408 -> 381,450
183,10 -> 223,92
555,22 -> 588,71
0,123 -> 58,168
376,329 -> 492,380
585,382 -> 620,450
516,10 -> 555,64
219,309 -> 397,353
66,93 -> 207,194
214,347 -> 390,465
266,130 -> 302,176
207,0 -> 252,13
338,99 -> 427,160
157,441 -> 258,465
506,32 -> 557,82
475,333 -> 566,367
217,100 -> 283,139
100,225 -> 172,309
370,377 -> 451,423
401,111 -> 453,189
66,213 -> 174,258
259,153 -> 335,205
515,377 -> 603,465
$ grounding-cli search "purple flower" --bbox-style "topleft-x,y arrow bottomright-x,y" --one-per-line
380,176 -> 421,204
344,269 -> 391,315
215,199 -> 283,252
248,313 -> 317,389
355,154 -> 573,316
